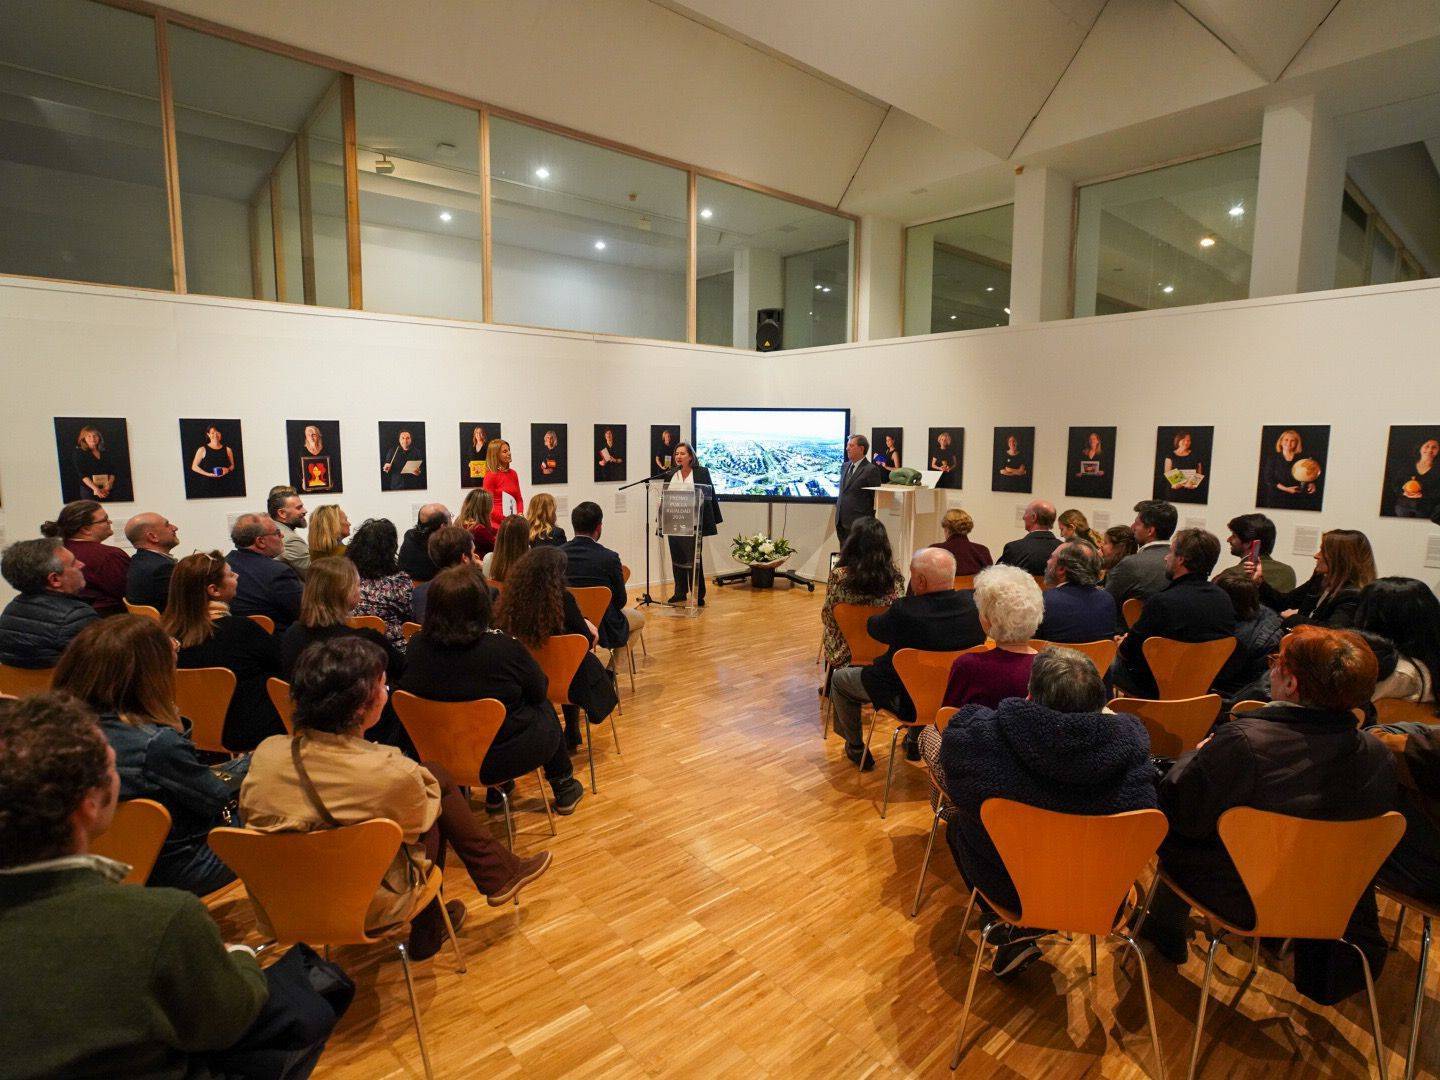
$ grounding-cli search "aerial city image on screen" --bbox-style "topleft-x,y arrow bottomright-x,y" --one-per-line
694,408 -> 846,500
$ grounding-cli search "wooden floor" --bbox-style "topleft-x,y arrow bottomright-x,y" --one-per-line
213,582 -> 1438,1078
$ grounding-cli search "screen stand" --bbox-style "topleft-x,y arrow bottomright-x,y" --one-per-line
713,503 -> 815,592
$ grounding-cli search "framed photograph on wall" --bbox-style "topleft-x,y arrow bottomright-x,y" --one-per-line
1065,426 -> 1116,500
927,427 -> 964,489
1152,425 -> 1213,504
459,422 -> 501,488
532,423 -> 567,485
179,418 -> 246,500
286,420 -> 342,494
594,424 -> 627,483
870,427 -> 904,470
378,421 -> 426,491
1255,424 -> 1328,512
991,426 -> 1034,494
54,417 -> 134,504
1379,425 -> 1440,519
651,424 -> 681,474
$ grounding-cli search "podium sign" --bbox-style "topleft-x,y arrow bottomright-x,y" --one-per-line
654,483 -> 710,618
659,486 -> 700,537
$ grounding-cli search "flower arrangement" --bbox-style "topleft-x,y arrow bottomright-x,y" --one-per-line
730,533 -> 795,566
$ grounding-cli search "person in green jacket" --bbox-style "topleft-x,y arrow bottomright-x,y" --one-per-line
0,692 -> 341,1079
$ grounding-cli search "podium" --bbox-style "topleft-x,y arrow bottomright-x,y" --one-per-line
654,483 -> 708,619
867,484 -> 943,585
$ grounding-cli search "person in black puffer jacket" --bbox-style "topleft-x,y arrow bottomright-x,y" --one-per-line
0,539 -> 99,668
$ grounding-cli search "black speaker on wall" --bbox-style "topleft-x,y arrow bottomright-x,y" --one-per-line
755,308 -> 783,352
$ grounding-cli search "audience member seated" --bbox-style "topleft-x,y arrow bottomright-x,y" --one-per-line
267,485 -> 310,578
1110,528 -> 1233,699
484,514 -> 530,583
0,538 -> 98,668
164,553 -> 285,752
280,557 -> 401,682
481,438 -> 523,529
1037,541 -> 1116,643
52,617 -> 242,895
997,500 -> 1062,575
457,489 -> 497,557
932,508 -> 992,577
1355,577 -> 1440,709
526,492 -> 568,548
1225,512 -> 1296,592
563,501 -> 641,650
1142,627 -> 1396,1004
1057,508 -> 1103,548
123,512 -> 180,611
1252,527 -> 1375,630
1105,500 -> 1177,612
1371,722 -> 1440,907
412,525 -> 481,624
226,513 -> 304,631
241,636 -> 552,961
922,648 -> 1156,977
944,565 -> 1042,712
828,548 -> 985,771
399,567 -> 585,814
347,518 -> 414,651
307,504 -> 350,561
41,500 -> 130,616
821,518 -> 904,670
1100,525 -> 1138,581
0,693 -> 341,1078
496,547 -> 619,750
1211,566 -> 1284,703
397,504 -> 450,583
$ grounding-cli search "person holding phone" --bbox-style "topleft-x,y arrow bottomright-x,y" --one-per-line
1224,513 -> 1296,593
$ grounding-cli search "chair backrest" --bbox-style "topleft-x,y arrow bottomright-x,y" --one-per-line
401,621 -> 422,642
347,614 -> 387,634
124,601 -> 161,622
247,614 -> 275,634
1230,699 -> 1268,716
0,664 -> 56,697
936,706 -> 959,732
893,648 -> 963,727
1142,636 -> 1236,699
953,575 -> 975,592
1033,575 -> 1048,591
391,692 -> 506,782
1219,808 -> 1406,939
1374,698 -> 1438,724
1121,597 -> 1144,628
174,667 -> 237,753
831,603 -> 889,666
568,586 -> 611,629
982,798 -> 1168,935
208,819 -> 406,946
265,677 -> 295,734
621,564 -> 632,584
1036,638 -> 1118,672
90,798 -> 171,885
525,634 -> 589,708
1109,695 -> 1222,758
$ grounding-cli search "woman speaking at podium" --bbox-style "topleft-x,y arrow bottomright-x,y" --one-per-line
665,442 -> 722,606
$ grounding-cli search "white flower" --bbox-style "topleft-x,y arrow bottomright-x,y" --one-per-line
760,541 -> 774,554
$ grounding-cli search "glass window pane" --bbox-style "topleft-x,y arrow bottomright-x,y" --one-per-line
306,92 -> 348,309
275,146 -> 303,304
253,186 -> 276,300
1334,190 -> 1368,289
355,80 -> 482,321
1073,145 -> 1260,316
904,205 -> 1012,334
1370,230 -> 1398,284
490,117 -> 687,339
0,0 -> 171,288
695,177 -> 852,349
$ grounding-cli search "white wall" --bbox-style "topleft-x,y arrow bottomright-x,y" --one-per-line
2,274 -> 1439,606
491,243 -> 686,341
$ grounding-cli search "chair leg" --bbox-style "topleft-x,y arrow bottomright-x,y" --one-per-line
1404,916 -> 1431,1080
583,716 -> 598,794
1344,939 -> 1390,1080
501,790 -> 515,850
639,629 -> 648,657
1118,933 -> 1166,1080
1187,935 -> 1222,1080
862,709 -> 878,772
955,887 -> 978,955
610,711 -> 622,754
1090,935 -> 1098,977
880,727 -> 901,819
626,645 -> 636,692
537,768 -> 556,836
396,942 -> 434,1080
950,920 -> 999,1069
437,891 -> 467,974
911,809 -> 942,918
1392,905 -> 1409,950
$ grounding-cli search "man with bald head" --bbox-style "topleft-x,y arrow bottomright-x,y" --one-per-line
998,499 -> 1062,576
123,512 -> 180,611
828,547 -> 985,770
398,503 -> 451,582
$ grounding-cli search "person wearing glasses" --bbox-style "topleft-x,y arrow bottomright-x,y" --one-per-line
39,500 -> 130,616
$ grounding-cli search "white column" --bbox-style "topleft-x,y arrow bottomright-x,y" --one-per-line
732,247 -> 783,349
902,234 -> 933,335
856,214 -> 903,340
1250,96 -> 1347,297
1009,165 -> 1074,324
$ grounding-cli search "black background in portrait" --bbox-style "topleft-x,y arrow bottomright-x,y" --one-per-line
179,418 -> 246,500
1065,425 -> 1116,500
1152,425 -> 1214,504
54,417 -> 134,504
532,423 -> 568,485
991,426 -> 1035,494
651,424 -> 681,475
459,421 -> 502,488
378,420 -> 427,491
285,419 -> 343,495
594,424 -> 627,483
870,427 -> 904,471
1254,424 -> 1329,512
1380,424 -> 1440,519
927,427 -> 965,490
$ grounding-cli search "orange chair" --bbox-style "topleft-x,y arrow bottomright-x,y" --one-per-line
1109,695 -> 1222,758
1375,698 -> 1437,724
401,621 -> 422,643
568,585 -> 638,692
347,614 -> 387,634
527,634 -> 609,794
0,664 -> 56,697
912,705 -> 961,917
246,614 -> 275,634
1230,698 -> 1267,716
1141,636 -> 1235,700
953,575 -> 975,592
620,565 -> 647,657
265,677 -> 295,735
391,692 -> 554,846
174,667 -> 237,754
1379,884 -> 1439,1080
209,819 -> 462,1080
1030,637 -> 1118,672
124,600 -> 162,622
948,800 -> 1168,1077
866,648 -> 961,818
91,798 -> 171,885
1122,597 -> 1144,628
825,602 -> 891,740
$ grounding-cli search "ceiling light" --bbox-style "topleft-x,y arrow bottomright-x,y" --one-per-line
814,284 -> 823,290
1003,307 -> 1011,316
985,286 -> 994,292
438,211 -> 452,223
1228,204 -> 1244,217
1199,236 -> 1216,248
535,167 -> 550,180
374,155 -> 395,175
700,207 -> 713,220
821,286 -> 831,293
593,240 -> 606,250
949,315 -> 957,321
1162,284 -> 1175,294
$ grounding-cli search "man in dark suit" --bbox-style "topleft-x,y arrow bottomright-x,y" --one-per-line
1109,528 -> 1235,698
836,434 -> 888,545
997,500 -> 1062,575
122,512 -> 179,611
829,548 -> 986,769
563,501 -> 637,650
1037,541 -> 1116,643
225,514 -> 303,631
1105,499 -> 1177,622
398,503 -> 450,582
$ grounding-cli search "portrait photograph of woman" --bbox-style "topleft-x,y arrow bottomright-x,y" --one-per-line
179,418 -> 246,500
459,421 -> 501,488
594,424 -> 627,483
1152,425 -> 1213,504
286,419 -> 342,494
54,417 -> 134,504
1065,425 -> 1116,500
378,420 -> 427,491
927,427 -> 964,490
1255,424 -> 1328,512
1380,425 -> 1440,519
652,424 -> 681,474
532,423 -> 568,485
870,427 -> 904,471
991,426 -> 1034,494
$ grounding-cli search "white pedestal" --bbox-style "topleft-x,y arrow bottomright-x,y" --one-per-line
868,484 -> 942,584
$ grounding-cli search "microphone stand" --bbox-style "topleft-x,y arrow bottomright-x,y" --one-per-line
620,470 -> 671,608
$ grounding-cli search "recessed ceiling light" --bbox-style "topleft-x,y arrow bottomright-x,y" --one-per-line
814,284 -> 823,290
593,240 -> 606,250
1162,284 -> 1175,294
535,167 -> 550,180
1199,236 -> 1216,248
699,207 -> 713,220
985,286 -> 994,292
1003,307 -> 1011,316
949,315 -> 957,321
821,286 -> 831,293
438,211 -> 452,223
1228,204 -> 1244,217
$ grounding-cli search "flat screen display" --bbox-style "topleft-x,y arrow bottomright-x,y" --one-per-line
692,407 -> 850,502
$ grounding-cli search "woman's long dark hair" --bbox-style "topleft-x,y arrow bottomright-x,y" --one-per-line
40,501 -> 100,541
495,547 -> 567,647
837,518 -> 896,597
420,566 -> 492,648
1356,577 -> 1440,710
346,518 -> 399,580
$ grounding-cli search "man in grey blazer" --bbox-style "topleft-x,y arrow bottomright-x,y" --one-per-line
836,434 -> 888,544
266,485 -> 310,579
1105,499 -> 1177,627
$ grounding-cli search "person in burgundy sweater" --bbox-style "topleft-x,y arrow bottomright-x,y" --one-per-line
40,501 -> 130,616
481,439 -> 524,530
943,565 -> 1044,711
932,508 -> 993,578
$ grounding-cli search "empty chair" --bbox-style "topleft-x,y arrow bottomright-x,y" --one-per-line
866,648 -> 961,818
173,667 -> 237,754
123,601 -> 161,622
0,664 -> 55,697
1141,636 -> 1236,700
90,798 -> 172,885
1110,695 -> 1222,759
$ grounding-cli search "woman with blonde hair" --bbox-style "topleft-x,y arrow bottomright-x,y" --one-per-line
280,557 -> 401,678
1057,508 -> 1103,549
458,488 -> 497,556
481,438 -> 523,530
931,508 -> 992,577
307,504 -> 350,561
1252,528 -> 1376,629
942,565 -> 1044,710
483,514 -> 531,583
526,492 -> 568,548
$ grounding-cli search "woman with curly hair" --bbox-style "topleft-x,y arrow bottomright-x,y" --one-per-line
345,518 -> 413,649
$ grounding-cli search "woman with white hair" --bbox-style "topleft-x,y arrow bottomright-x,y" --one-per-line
942,564 -> 1044,709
